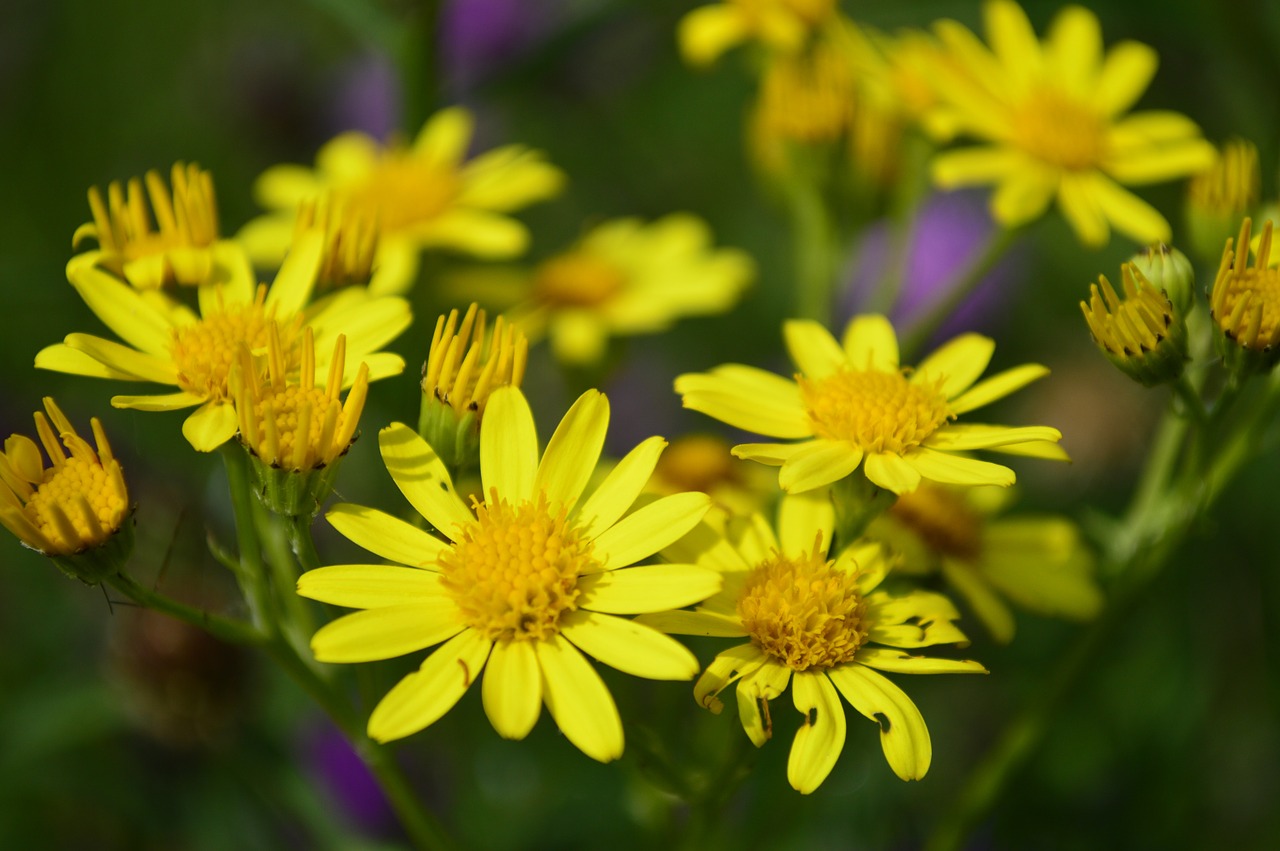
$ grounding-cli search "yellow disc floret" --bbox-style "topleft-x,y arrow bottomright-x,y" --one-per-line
439,492 -> 598,642
341,150 -> 461,234
533,252 -> 629,307
1011,88 -> 1105,171
171,285 -> 299,401
800,369 -> 952,453
737,542 -> 868,671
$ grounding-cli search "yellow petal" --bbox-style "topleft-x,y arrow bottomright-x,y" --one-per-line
535,634 -> 624,763
413,106 -> 474,166
906,447 -> 1016,487
63,333 -> 177,384
1093,40 -> 1157,117
787,671 -> 847,794
36,343 -> 147,381
253,164 -> 323,212
863,452 -> 922,494
826,664 -> 931,781
311,601 -> 464,662
481,386 -> 538,504
779,440 -> 863,494
574,436 -> 666,540
65,265 -> 176,356
783,320 -> 848,379
990,168 -> 1057,226
677,5 -> 748,66
732,442 -> 805,466
296,564 -> 448,608
931,146 -> 1023,188
948,364 -> 1049,414
941,560 -> 1017,643
417,209 -> 529,258
1045,4 -> 1101,96
1089,177 -> 1171,244
589,492 -> 712,571
777,490 -> 835,558
676,367 -> 811,439
841,314 -> 899,371
634,609 -> 748,637
694,643 -> 766,713
577,563 -> 722,613
985,0 -> 1042,84
925,424 -> 1061,451
457,146 -> 564,212
855,645 -> 988,675
182,401 -> 238,452
111,391 -> 204,412
913,333 -> 995,399
535,390 -> 609,514
561,610 -> 700,680
1058,173 -> 1110,247
482,639 -> 542,740
325,503 -> 449,568
378,423 -> 474,539
367,629 -> 492,743
737,661 -> 792,747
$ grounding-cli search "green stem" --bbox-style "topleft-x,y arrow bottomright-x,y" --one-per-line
106,572 -> 264,646
221,444 -> 274,635
289,514 -> 324,573
258,502 -> 317,657
900,226 -> 1019,359
789,179 -> 837,325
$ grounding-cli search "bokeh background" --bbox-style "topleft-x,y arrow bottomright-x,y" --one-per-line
2,0 -> 1279,848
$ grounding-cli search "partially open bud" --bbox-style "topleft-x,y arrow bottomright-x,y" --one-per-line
1127,243 -> 1195,316
1210,218 -> 1280,377
419,304 -> 527,473
1081,263 -> 1187,386
232,328 -> 369,516
294,196 -> 378,291
1187,139 -> 1259,264
0,398 -> 133,583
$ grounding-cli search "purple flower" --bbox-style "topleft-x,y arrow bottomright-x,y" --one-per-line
304,722 -> 395,835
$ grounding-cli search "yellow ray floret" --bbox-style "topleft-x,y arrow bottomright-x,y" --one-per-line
928,0 -> 1214,247
424,303 -> 528,420
640,492 -> 986,792
298,387 -> 720,762
676,313 -> 1064,496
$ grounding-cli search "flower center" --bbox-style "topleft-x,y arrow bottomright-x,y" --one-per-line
654,435 -> 740,494
341,151 -> 461,234
26,456 -> 128,553
799,368 -> 952,454
533,252 -> 628,308
889,484 -> 983,561
1011,88 -> 1106,171
438,492 -> 598,642
170,288 -> 299,401
737,544 -> 867,671
755,45 -> 853,144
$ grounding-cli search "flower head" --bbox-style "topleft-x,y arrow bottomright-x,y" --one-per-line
929,0 -> 1214,247
676,314 -> 1064,496
515,214 -> 753,365
1187,139 -> 1260,263
240,107 -> 565,296
1081,260 -> 1187,386
37,234 -> 411,451
678,0 -> 836,66
641,492 -> 985,791
298,387 -> 719,761
647,434 -> 775,517
293,197 -> 380,291
70,162 -> 249,290
0,398 -> 131,581
1210,218 -> 1280,373
869,484 -> 1101,642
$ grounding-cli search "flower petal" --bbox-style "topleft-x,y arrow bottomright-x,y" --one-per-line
737,661 -> 792,746
482,639 -> 542,740
1089,177 -> 1172,244
925,424 -> 1062,451
777,490 -> 835,557
535,390 -> 609,514
694,643 -> 766,713
1094,40 -> 1157,117
535,635 -> 624,763
577,564 -> 722,614
855,645 -> 988,675
325,503 -> 449,568
863,452 -> 922,494
63,333 -> 177,384
907,447 -> 1016,488
589,492 -> 712,571
779,440 -> 863,494
676,367 -> 811,439
732,442 -> 805,466
182,401 -> 238,452
948,364 -> 1048,415
787,671 -> 847,794
784,320 -> 848,380
678,4 -> 748,66
827,663 -> 931,781
297,565 -> 448,609
378,423 -> 474,540
932,147 -> 1023,188
1058,173 -> 1109,248
481,386 -> 538,505
311,601 -> 464,662
111,391 -> 204,412
413,106 -> 474,166
574,436 -> 666,540
841,314 -> 899,371
561,610 -> 699,680
367,629 -> 492,743
65,265 -> 176,356
913,333 -> 995,399
417,209 -> 530,258
634,609 -> 748,637
941,560 -> 1017,643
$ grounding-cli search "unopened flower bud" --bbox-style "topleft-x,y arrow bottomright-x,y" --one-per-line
1081,263 -> 1187,386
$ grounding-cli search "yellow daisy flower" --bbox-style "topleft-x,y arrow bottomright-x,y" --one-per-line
35,235 -> 411,452
929,0 -> 1214,247
239,107 -> 565,296
640,492 -> 986,792
70,162 -> 250,291
869,483 -> 1101,643
515,214 -> 754,365
676,314 -> 1064,496
298,387 -> 720,761
678,0 -> 836,66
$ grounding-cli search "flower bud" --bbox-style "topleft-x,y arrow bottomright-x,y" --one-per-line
1081,263 -> 1187,386
1127,243 -> 1195,316
1186,139 -> 1259,264
1209,217 -> 1280,376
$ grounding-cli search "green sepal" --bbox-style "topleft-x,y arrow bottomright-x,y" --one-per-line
243,444 -> 348,518
49,509 -> 136,585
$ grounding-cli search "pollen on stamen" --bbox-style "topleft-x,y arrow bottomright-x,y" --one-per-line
799,368 -> 952,454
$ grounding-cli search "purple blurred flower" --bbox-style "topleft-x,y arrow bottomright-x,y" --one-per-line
329,53 -> 401,141
305,722 -> 395,835
841,190 -> 1025,340
442,0 -> 562,91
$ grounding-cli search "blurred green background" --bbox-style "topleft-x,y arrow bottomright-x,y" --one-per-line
3,0 -> 1279,848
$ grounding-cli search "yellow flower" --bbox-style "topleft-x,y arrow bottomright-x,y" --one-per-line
1187,139 -> 1260,263
70,162 -> 250,290
646,434 -> 776,518
641,492 -> 985,791
676,314 -> 1064,496
929,0 -> 1214,247
848,24 -> 965,143
678,0 -> 836,66
291,196 -> 381,291
0,398 -> 131,582
1081,261 -> 1187,386
36,235 -> 411,452
1210,218 -> 1280,371
240,107 -> 565,296
516,214 -> 753,365
298,387 -> 720,761
869,484 -> 1101,643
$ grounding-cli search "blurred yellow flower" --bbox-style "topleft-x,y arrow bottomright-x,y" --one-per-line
1210,218 -> 1280,371
869,484 -> 1101,642
646,433 -> 776,518
929,0 -> 1214,246
240,107 -> 565,295
515,214 -> 753,365
70,162 -> 250,290
677,314 -> 1064,496
300,388 -> 719,761
1187,139 -> 1259,262
36,235 -> 410,452
641,492 -> 985,791
678,0 -> 836,66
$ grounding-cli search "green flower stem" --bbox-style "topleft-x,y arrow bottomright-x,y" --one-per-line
832,474 -> 897,548
221,444 -> 275,635
257,501 -> 317,660
289,514 -> 324,573
900,226 -> 1019,359
789,178 -> 837,325
105,572 -> 264,646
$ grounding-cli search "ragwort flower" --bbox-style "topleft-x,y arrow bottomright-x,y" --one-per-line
929,0 -> 1214,247
676,314 -> 1063,496
298,387 -> 720,761
240,107 -> 564,295
678,0 -> 836,66
36,235 -> 411,451
641,493 -> 985,791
